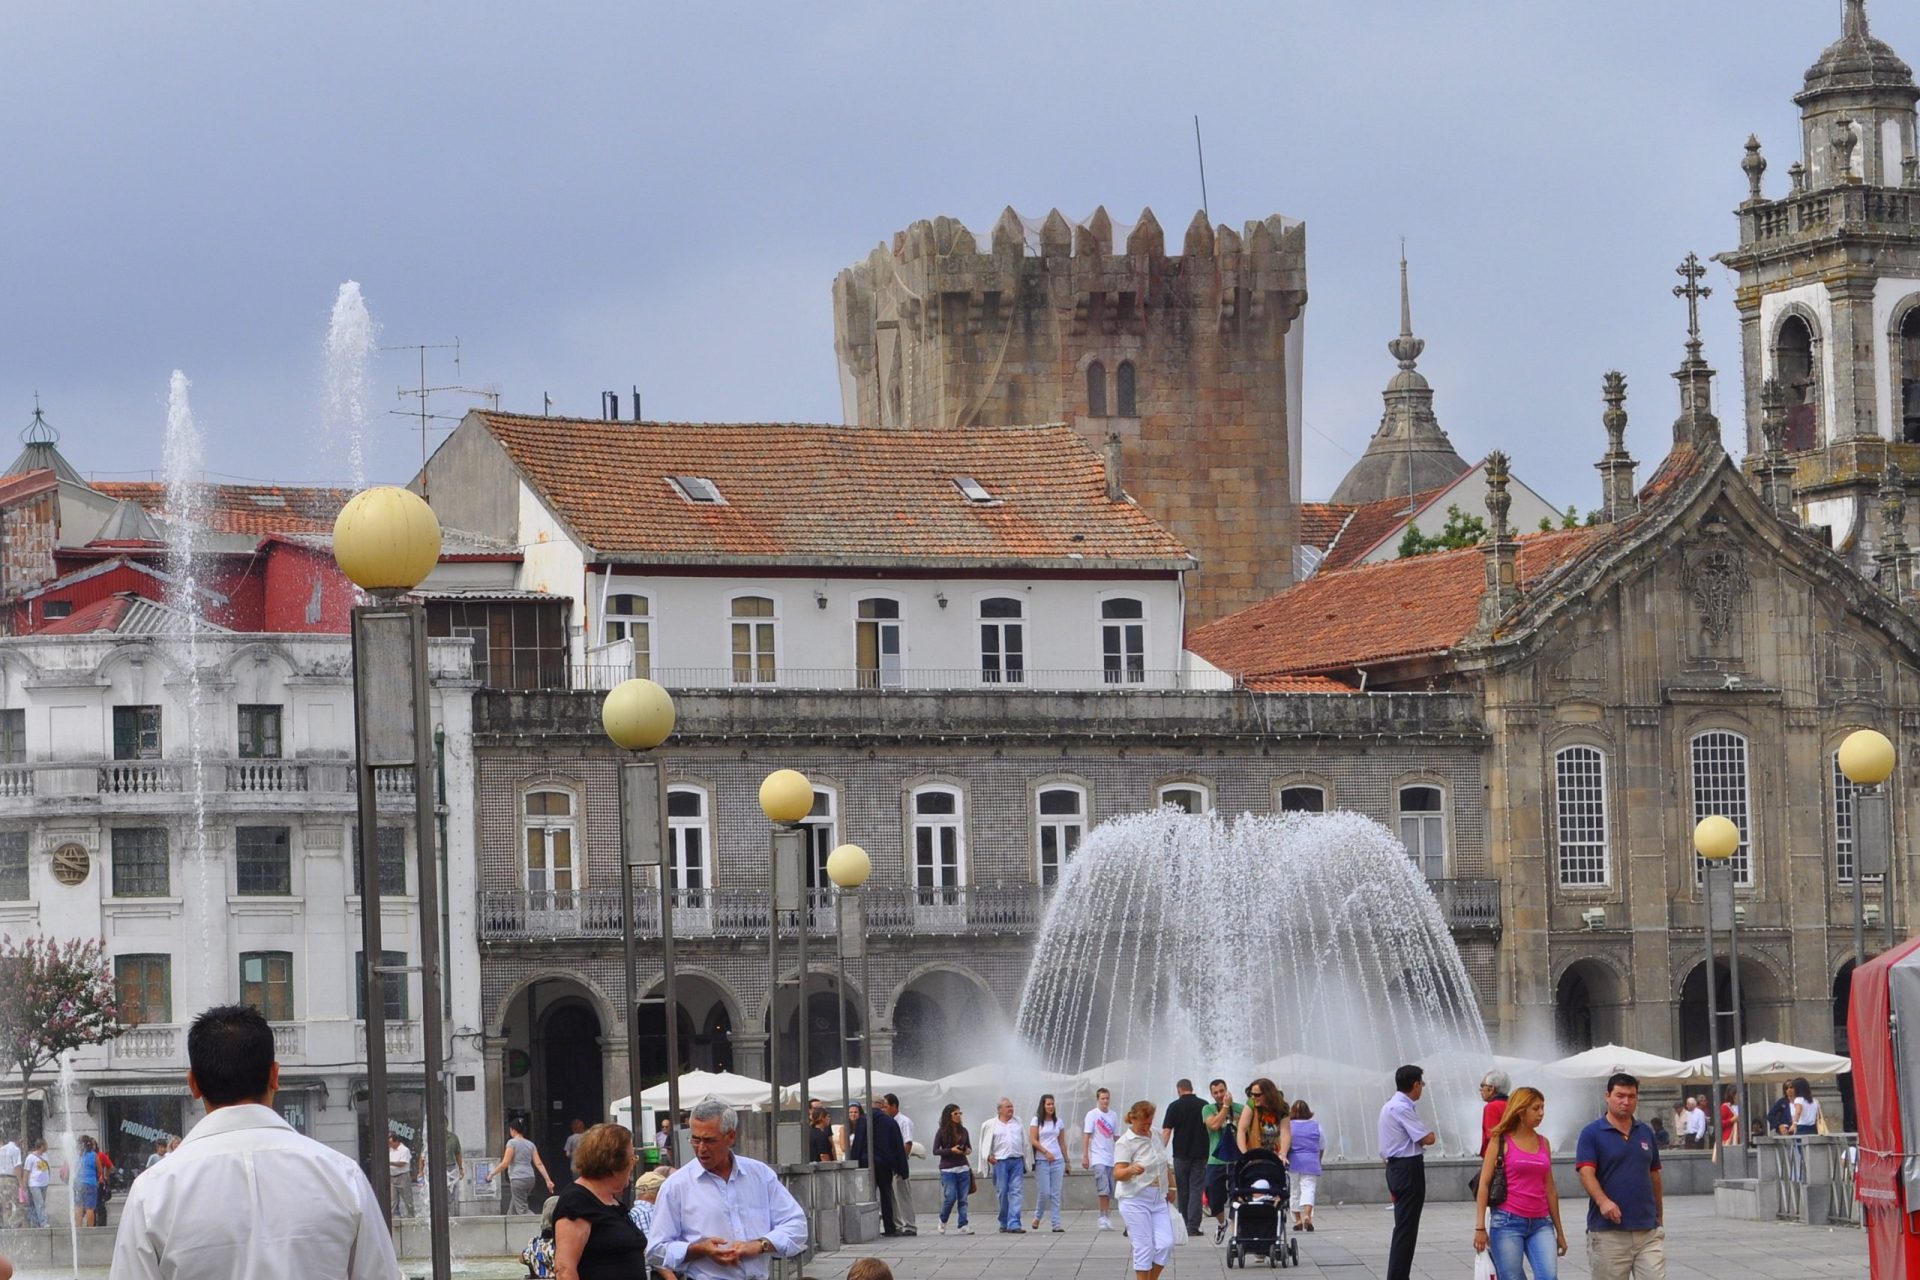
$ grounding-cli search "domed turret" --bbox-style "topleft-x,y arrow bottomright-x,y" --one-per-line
1800,0 -> 1913,102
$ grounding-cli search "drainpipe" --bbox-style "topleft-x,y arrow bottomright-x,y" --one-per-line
436,724 -> 452,1018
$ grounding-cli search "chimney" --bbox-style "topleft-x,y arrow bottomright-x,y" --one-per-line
632,385 -> 643,422
1105,431 -> 1125,501
602,391 -> 619,421
1477,450 -> 1518,633
1596,371 -> 1637,522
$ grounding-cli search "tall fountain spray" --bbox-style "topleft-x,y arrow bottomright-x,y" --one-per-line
162,371 -> 216,1006
325,281 -> 377,490
1017,808 -> 1491,1156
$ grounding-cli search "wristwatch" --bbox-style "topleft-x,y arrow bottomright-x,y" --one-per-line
759,1238 -> 776,1256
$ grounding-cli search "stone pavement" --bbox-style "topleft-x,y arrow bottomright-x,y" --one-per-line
801,1199 -> 1865,1280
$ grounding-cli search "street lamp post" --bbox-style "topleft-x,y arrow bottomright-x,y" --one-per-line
333,486 -> 452,1280
761,769 -> 814,1162
1695,815 -> 1747,1159
826,844 -> 875,1205
601,679 -> 677,1159
1692,817 -> 1730,1152
1839,729 -> 1896,978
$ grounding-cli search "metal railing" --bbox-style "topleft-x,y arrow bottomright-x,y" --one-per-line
526,662 -> 1241,694
1760,1133 -> 1859,1226
481,878 -> 1500,942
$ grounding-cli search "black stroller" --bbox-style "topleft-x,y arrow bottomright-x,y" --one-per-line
1223,1149 -> 1298,1268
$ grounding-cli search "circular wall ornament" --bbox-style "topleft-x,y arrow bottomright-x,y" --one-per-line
51,842 -> 91,886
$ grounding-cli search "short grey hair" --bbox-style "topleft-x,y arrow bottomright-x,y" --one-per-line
690,1097 -> 738,1134
1481,1070 -> 1511,1094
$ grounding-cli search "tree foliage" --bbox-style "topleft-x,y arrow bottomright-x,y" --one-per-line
0,935 -> 121,1113
1397,505 -> 1487,557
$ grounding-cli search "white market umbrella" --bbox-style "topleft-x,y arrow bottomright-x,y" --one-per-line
610,1068 -> 777,1124
1539,1044 -> 1690,1084
782,1067 -> 940,1106
1682,1040 -> 1852,1084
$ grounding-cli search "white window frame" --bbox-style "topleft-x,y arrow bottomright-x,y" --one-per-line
728,593 -> 780,686
801,785 -> 839,908
854,595 -> 906,689
521,787 -> 579,899
909,784 -> 966,896
1397,783 -> 1448,880
603,591 -> 653,679
1036,783 -> 1088,887
977,596 -> 1026,685
1100,595 -> 1148,684
667,784 -> 713,911
1554,745 -> 1610,888
1690,730 -> 1753,886
1156,781 -> 1213,815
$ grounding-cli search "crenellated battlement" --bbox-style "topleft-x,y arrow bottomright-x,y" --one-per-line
831,203 -> 1307,624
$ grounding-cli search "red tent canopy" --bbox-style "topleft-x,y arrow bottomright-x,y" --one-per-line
1851,936 -> 1920,1278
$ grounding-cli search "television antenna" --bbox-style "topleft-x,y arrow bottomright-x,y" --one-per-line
383,338 -> 501,502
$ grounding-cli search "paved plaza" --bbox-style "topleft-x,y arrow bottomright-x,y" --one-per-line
802,1200 -> 1865,1280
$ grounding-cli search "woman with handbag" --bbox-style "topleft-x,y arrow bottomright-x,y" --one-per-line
932,1104 -> 974,1234
1472,1086 -> 1565,1279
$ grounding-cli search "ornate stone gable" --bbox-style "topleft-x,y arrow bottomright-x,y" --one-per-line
1680,516 -> 1751,643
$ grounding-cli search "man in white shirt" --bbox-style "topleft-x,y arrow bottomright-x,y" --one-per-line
647,1098 -> 807,1280
110,1004 -> 400,1280
882,1094 -> 918,1236
983,1097 -> 1029,1233
0,1132 -> 21,1228
386,1135 -> 416,1218
1083,1088 -> 1119,1231
1681,1098 -> 1706,1149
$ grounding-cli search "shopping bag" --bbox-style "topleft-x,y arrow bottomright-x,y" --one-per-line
1473,1248 -> 1498,1280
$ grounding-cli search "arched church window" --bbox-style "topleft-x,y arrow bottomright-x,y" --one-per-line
1776,315 -> 1817,451
1900,307 -> 1920,443
1087,361 -> 1107,417
1116,361 -> 1137,416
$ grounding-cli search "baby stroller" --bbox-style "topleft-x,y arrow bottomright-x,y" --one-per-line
1224,1149 -> 1297,1268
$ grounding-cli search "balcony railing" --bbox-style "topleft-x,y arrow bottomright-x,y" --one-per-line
1429,878 -> 1500,931
112,1026 -> 181,1062
228,760 -> 310,793
0,758 -> 409,805
0,766 -> 32,798
481,879 -> 1501,942
546,661 -> 1239,695
356,1021 -> 419,1060
100,762 -> 184,794
271,1023 -> 303,1061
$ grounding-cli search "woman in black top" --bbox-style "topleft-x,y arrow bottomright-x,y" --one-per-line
553,1123 -> 651,1280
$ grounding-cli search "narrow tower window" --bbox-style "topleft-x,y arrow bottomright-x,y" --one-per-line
1900,307 -> 1920,444
1087,361 -> 1107,417
1776,315 -> 1817,450
1116,361 -> 1137,417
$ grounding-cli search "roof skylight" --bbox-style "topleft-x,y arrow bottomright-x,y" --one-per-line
669,476 -> 725,505
953,476 -> 995,504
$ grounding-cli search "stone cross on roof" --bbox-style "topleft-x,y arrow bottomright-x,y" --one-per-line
1673,253 -> 1712,355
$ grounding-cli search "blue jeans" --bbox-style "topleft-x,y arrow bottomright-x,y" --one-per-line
940,1168 -> 970,1226
993,1157 -> 1025,1230
1032,1156 -> 1064,1227
1488,1209 -> 1558,1280
26,1185 -> 46,1228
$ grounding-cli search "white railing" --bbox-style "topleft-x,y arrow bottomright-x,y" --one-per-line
0,767 -> 32,797
358,1021 -> 420,1060
228,760 -> 309,793
113,1026 -> 180,1061
271,1024 -> 303,1060
99,762 -> 183,794
373,769 -> 416,796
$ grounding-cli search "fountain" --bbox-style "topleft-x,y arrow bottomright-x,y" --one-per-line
1016,808 -> 1491,1156
324,281 -> 377,490
161,371 -> 215,1007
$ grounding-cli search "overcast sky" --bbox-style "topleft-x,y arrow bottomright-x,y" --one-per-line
0,2 -> 1899,507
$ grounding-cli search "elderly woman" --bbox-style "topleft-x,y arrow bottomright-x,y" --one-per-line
1113,1101 -> 1176,1280
1479,1069 -> 1512,1154
553,1124 -> 650,1280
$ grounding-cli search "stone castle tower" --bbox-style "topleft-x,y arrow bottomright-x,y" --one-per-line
832,206 -> 1307,623
1719,0 -> 1920,565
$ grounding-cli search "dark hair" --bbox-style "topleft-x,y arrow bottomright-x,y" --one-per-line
883,1093 -> 900,1109
847,1259 -> 895,1280
937,1103 -> 965,1148
1605,1072 -> 1640,1094
1249,1077 -> 1284,1118
188,1005 -> 275,1105
1394,1064 -> 1424,1094
1289,1099 -> 1313,1120
1035,1093 -> 1057,1123
1209,1078 -> 1228,1090
1177,1078 -> 1193,1091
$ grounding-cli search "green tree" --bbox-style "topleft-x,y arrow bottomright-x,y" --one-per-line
1397,505 -> 1487,557
0,935 -> 121,1121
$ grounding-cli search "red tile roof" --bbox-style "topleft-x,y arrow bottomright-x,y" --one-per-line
1297,503 -> 1352,551
1189,528 -> 1599,678
1253,674 -> 1361,692
91,482 -> 353,536
473,413 -> 1193,567
36,594 -> 132,635
1323,488 -> 1449,571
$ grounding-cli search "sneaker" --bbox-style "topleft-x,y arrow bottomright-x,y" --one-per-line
937,1223 -> 946,1234
1052,1226 -> 1066,1233
1098,1217 -> 1114,1231
901,1228 -> 917,1237
958,1224 -> 975,1235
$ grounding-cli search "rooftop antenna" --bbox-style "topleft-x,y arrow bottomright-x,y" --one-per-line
383,337 -> 498,502
1193,116 -> 1211,226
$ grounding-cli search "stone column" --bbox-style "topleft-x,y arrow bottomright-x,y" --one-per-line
601,1032 -> 629,1124
733,1032 -> 770,1084
1828,276 -> 1880,441
482,1033 -> 509,1160
867,1030 -> 896,1073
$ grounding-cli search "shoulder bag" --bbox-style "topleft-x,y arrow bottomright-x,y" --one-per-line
1467,1139 -> 1507,1206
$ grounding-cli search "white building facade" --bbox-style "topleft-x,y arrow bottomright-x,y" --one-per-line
0,630 -> 483,1188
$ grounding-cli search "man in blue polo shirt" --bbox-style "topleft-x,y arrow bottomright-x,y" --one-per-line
1575,1072 -> 1665,1279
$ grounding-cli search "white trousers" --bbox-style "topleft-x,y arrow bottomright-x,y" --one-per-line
1120,1194 -> 1176,1270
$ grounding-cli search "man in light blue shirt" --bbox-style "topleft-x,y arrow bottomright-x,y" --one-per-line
1376,1064 -> 1436,1280
648,1098 -> 808,1280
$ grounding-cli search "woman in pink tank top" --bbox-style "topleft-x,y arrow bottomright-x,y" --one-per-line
1472,1085 -> 1567,1278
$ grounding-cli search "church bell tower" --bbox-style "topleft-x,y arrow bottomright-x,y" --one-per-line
1718,0 -> 1920,561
